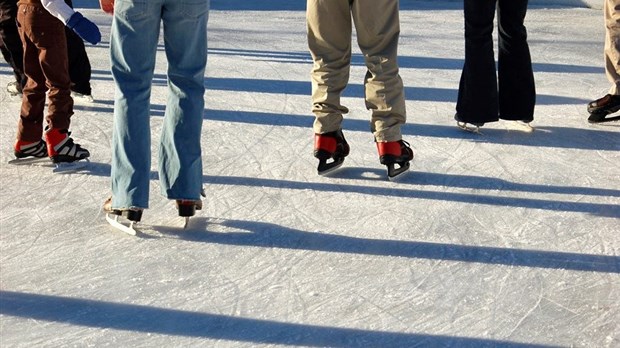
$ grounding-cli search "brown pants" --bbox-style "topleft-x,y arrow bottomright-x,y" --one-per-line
307,0 -> 406,142
16,0 -> 72,143
605,0 -> 620,95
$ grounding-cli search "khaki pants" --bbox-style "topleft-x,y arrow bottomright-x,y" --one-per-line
605,0 -> 620,95
307,0 -> 406,142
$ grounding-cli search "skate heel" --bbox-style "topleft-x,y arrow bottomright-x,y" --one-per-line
177,200 -> 197,217
377,140 -> 414,180
314,130 -> 349,175
176,199 -> 203,228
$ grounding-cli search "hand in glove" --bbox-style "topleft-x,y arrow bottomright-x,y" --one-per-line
66,12 -> 102,45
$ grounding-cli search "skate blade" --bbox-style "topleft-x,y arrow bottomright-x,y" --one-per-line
504,121 -> 534,133
183,217 -> 190,229
106,214 -> 138,236
387,162 -> 411,181
456,121 -> 482,134
317,158 -> 345,176
8,157 -> 50,165
52,159 -> 90,173
588,114 -> 620,124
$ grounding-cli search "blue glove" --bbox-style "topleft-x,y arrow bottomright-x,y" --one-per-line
66,12 -> 101,45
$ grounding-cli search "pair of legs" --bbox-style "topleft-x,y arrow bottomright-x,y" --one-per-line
307,0 -> 412,178
0,0 -> 26,94
1,0 -> 92,96
456,0 -> 535,124
109,0 -> 209,210
307,0 -> 406,142
14,0 -> 89,163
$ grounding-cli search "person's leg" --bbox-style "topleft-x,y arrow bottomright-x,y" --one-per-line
605,0 -> 620,95
456,0 -> 499,124
110,0 -> 162,209
0,0 -> 26,92
307,0 -> 353,134
351,0 -> 405,142
15,4 -> 46,144
497,0 -> 535,121
158,0 -> 209,201
66,27 -> 93,96
17,3 -> 72,141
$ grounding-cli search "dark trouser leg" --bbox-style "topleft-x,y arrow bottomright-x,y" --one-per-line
456,0 -> 499,123
497,0 -> 535,121
66,27 -> 92,95
0,0 -> 26,91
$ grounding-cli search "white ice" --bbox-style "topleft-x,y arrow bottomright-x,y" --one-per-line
0,1 -> 618,347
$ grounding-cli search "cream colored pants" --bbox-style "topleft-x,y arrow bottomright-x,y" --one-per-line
306,0 -> 406,142
605,0 -> 620,94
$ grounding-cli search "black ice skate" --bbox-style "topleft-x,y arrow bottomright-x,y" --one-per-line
9,139 -> 49,165
103,197 -> 143,235
377,140 -> 414,180
314,130 -> 350,175
175,188 -> 206,228
45,127 -> 90,172
587,94 -> 620,123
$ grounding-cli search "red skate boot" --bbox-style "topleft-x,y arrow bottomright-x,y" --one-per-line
376,140 -> 414,180
313,130 -> 350,175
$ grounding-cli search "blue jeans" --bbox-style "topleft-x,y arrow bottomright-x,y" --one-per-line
110,0 -> 209,209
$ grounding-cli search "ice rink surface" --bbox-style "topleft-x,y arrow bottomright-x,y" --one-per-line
0,1 -> 618,347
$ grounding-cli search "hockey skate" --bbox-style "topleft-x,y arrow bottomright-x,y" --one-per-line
175,189 -> 206,228
377,140 -> 414,180
314,130 -> 350,175
9,139 -> 49,165
455,113 -> 484,134
587,94 -> 620,123
103,197 -> 143,235
45,127 -> 90,173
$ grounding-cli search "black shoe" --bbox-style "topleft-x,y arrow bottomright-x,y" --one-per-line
587,94 -> 620,123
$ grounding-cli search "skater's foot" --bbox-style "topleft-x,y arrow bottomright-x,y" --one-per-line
587,94 -> 620,123
103,197 -> 144,222
14,139 -> 48,159
455,113 -> 484,133
71,91 -> 94,103
176,199 -> 203,217
103,197 -> 143,235
44,127 -> 90,163
314,129 -> 350,175
6,81 -> 21,96
377,140 -> 414,180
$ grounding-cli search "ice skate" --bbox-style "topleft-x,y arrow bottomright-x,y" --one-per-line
503,120 -> 535,133
587,94 -> 620,123
377,140 -> 414,181
45,127 -> 90,173
175,189 -> 206,228
103,197 -> 143,235
9,139 -> 49,165
71,91 -> 94,103
314,130 -> 350,176
455,113 -> 484,134
6,81 -> 21,96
